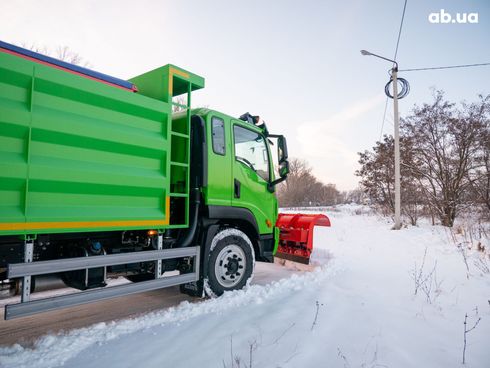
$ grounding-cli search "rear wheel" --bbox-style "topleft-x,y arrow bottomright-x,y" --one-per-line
204,228 -> 255,297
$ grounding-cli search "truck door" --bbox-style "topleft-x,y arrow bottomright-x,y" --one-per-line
204,114 -> 232,206
231,120 -> 274,235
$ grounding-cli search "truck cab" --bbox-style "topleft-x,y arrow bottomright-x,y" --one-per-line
178,109 -> 289,297
193,109 -> 284,249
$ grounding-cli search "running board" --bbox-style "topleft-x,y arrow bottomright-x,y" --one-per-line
7,247 -> 199,278
5,273 -> 196,320
5,245 -> 200,320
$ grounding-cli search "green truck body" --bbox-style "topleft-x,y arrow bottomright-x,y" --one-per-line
0,50 -> 277,238
0,41 -> 289,318
0,50 -> 203,236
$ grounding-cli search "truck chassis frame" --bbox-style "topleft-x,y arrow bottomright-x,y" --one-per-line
5,236 -> 200,319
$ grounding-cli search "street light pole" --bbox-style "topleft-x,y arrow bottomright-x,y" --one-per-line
391,67 -> 401,230
361,50 -> 402,229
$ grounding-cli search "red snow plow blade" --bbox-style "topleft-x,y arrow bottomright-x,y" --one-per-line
275,213 -> 331,264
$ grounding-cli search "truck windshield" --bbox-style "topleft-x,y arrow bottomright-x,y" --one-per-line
233,125 -> 270,181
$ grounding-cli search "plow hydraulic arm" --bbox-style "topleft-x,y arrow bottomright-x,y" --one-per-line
275,213 -> 331,264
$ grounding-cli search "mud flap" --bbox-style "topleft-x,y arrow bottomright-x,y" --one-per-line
180,279 -> 204,297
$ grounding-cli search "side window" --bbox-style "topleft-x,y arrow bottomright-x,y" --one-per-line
211,117 -> 225,155
233,125 -> 270,181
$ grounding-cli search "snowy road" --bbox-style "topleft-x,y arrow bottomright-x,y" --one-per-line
1,206 -> 489,368
0,262 -> 301,346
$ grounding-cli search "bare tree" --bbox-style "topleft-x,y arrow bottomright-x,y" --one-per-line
277,158 -> 314,207
357,136 -> 396,215
54,45 -> 89,66
20,42 -> 91,67
466,95 -> 490,217
344,187 -> 366,204
277,158 -> 342,207
357,135 -> 424,224
403,91 -> 485,226
358,91 -> 488,227
172,95 -> 188,113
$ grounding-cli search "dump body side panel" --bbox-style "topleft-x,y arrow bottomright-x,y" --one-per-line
0,51 -> 172,236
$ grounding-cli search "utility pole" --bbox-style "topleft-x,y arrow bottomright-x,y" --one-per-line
391,66 -> 401,229
361,50 -> 402,229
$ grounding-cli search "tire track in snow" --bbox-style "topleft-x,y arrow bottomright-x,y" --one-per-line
0,262 -> 338,368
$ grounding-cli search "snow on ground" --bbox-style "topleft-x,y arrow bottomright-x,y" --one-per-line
1,205 -> 489,368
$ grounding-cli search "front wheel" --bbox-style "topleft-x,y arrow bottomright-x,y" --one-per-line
204,228 -> 255,297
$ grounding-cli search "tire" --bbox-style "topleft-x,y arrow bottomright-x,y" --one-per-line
204,228 -> 255,297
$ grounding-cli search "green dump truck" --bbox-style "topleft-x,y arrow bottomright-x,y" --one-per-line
0,41 -> 327,320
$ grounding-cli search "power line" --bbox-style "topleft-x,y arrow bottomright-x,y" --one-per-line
379,98 -> 389,141
386,114 -> 395,126
400,62 -> 490,72
393,0 -> 408,62
380,0 -> 408,141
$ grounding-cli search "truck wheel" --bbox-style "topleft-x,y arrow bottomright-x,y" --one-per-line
204,228 -> 255,298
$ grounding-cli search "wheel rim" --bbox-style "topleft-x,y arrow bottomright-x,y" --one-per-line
214,244 -> 246,288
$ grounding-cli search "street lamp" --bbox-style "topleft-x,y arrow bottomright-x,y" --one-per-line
361,49 -> 402,230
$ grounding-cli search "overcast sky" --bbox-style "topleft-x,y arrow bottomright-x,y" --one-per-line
1,0 -> 489,190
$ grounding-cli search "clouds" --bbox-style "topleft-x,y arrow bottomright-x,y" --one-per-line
296,94 -> 384,190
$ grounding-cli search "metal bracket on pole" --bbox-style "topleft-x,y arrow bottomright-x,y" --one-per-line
21,240 -> 34,303
193,245 -> 200,278
155,234 -> 163,278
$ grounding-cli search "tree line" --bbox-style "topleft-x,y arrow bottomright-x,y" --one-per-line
276,158 -> 350,207
357,91 -> 489,227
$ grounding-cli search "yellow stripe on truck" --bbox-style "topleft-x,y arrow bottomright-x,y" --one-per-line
0,197 -> 171,231
168,67 -> 190,95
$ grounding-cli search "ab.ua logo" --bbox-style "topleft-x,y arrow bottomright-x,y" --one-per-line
429,9 -> 479,24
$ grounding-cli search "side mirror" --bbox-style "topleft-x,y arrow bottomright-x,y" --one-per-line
279,160 -> 289,177
267,135 -> 289,192
277,136 -> 288,164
